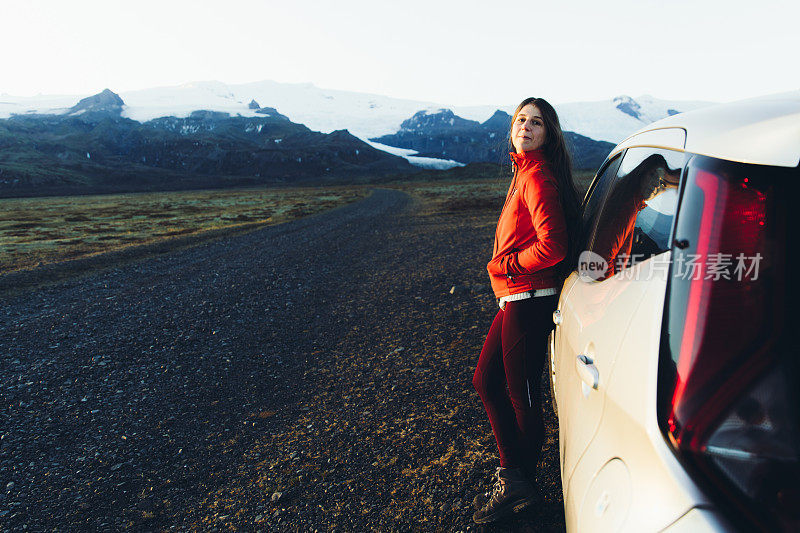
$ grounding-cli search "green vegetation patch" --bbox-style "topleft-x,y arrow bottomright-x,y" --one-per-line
0,186 -> 368,273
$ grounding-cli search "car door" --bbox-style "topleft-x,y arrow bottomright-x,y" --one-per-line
561,147 -> 688,530
555,147 -> 687,494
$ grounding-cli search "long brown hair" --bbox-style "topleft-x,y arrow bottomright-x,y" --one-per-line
509,97 -> 581,279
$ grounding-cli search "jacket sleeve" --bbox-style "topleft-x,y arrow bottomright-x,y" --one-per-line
502,175 -> 568,275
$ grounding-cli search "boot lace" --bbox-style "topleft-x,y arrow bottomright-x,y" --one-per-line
486,467 -> 507,506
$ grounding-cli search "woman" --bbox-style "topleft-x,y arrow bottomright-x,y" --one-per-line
472,97 -> 580,524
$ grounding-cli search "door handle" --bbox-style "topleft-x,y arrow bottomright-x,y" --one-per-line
575,355 -> 599,390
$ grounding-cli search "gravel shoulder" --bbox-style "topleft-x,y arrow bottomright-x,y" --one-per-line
0,188 -> 565,531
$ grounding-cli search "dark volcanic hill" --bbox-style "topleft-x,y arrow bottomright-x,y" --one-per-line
68,88 -> 125,116
371,109 -> 615,169
0,90 -> 412,197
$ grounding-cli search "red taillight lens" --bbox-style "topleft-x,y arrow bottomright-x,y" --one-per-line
669,168 -> 770,443
659,158 -> 798,531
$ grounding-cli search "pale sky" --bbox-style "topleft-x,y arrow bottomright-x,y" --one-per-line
1,0 -> 798,105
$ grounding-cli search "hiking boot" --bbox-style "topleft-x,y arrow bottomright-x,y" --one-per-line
472,488 -> 490,510
472,467 -> 537,524
473,461 -> 538,509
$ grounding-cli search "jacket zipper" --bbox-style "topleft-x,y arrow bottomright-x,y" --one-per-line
493,166 -> 518,256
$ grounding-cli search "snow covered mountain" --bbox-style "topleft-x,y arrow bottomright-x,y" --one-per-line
0,89 -> 413,197
370,109 -> 616,169
1,80 -> 714,144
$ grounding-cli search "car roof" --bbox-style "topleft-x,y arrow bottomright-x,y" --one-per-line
609,91 -> 800,168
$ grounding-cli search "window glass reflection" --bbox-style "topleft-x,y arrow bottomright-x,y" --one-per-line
590,148 -> 685,280
579,157 -> 620,253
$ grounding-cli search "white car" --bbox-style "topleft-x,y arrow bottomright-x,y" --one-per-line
548,92 -> 799,532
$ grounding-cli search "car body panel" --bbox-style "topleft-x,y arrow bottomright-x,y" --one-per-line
661,508 -> 732,532
555,260 -> 654,492
563,255 -> 713,531
610,127 -> 687,159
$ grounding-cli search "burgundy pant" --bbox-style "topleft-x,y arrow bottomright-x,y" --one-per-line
472,295 -> 558,471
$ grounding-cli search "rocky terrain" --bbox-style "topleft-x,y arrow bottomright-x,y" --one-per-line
0,189 -> 565,531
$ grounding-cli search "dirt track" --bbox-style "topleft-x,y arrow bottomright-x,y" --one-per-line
0,188 -> 565,531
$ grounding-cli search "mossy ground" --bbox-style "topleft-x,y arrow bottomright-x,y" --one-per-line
0,186 -> 369,272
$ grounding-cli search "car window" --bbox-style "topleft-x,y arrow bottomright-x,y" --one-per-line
590,147 -> 686,280
578,155 -> 621,255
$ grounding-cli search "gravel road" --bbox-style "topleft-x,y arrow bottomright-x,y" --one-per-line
0,188 -> 566,531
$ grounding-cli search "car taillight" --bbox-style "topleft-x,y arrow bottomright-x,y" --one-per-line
659,157 -> 799,531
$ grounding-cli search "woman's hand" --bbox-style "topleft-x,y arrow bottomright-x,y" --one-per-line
487,254 -> 509,276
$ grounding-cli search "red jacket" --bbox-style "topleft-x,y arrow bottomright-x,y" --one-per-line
487,150 -> 568,298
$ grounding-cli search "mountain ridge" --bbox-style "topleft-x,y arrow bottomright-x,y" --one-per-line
0,80 -> 715,143
0,90 -> 413,197
0,84 -> 715,196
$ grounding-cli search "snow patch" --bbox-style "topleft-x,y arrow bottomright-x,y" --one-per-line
407,156 -> 465,170
364,140 -> 418,157
365,140 -> 464,169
